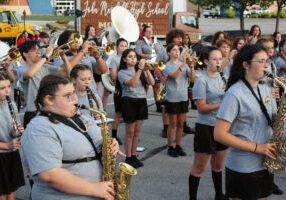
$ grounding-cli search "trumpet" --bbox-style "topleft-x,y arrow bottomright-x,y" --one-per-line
142,60 -> 166,71
88,44 -> 115,56
50,34 -> 83,60
0,48 -> 22,63
182,48 -> 203,66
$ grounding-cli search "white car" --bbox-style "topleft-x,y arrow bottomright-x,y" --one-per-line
243,8 -> 251,17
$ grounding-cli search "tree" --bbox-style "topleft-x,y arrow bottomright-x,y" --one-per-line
221,0 -> 260,31
267,0 -> 286,32
0,0 -> 11,4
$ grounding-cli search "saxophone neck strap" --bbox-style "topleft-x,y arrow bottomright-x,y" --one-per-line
39,111 -> 102,164
242,78 -> 273,127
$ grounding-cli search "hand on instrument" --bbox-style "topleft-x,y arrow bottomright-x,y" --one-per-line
138,59 -> 146,70
92,181 -> 115,200
82,40 -> 91,54
146,55 -> 152,60
110,138 -> 125,157
45,45 -> 55,58
255,143 -> 277,160
14,123 -> 24,135
90,47 -> 101,60
8,137 -> 21,150
271,88 -> 280,99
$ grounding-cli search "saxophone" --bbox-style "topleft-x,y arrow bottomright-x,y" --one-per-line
263,71 -> 286,173
76,104 -> 137,200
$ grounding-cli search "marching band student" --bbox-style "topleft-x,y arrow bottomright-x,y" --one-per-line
189,47 -> 227,200
0,72 -> 25,200
70,64 -> 103,117
135,25 -> 163,113
155,28 -> 192,137
275,39 -> 286,80
256,38 -> 284,195
84,25 -> 102,91
272,31 -> 282,55
214,44 -> 278,200
163,43 -> 195,157
246,25 -> 261,44
232,37 -> 245,53
211,31 -> 228,47
39,32 -> 50,56
217,39 -> 235,79
183,34 -> 192,49
21,73 -> 120,200
110,38 -> 128,145
54,30 -> 107,91
18,40 -> 71,128
117,49 -> 155,168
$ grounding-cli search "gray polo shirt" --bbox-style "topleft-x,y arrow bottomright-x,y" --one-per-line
0,100 -> 19,153
54,54 -> 98,90
217,80 -> 276,173
76,89 -> 103,115
275,56 -> 286,80
118,68 -> 147,98
21,114 -> 102,200
109,54 -> 121,70
222,58 -> 233,79
193,73 -> 225,126
17,62 -> 58,112
162,61 -> 190,102
136,38 -> 163,62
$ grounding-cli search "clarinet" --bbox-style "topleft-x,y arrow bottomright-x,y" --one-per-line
86,87 -> 100,117
217,66 -> 227,85
6,96 -> 21,138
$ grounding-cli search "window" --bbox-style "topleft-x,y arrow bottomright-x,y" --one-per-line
13,11 -> 22,23
180,15 -> 197,28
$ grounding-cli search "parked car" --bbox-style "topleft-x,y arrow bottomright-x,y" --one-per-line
203,6 -> 220,18
243,8 -> 251,17
252,7 -> 269,15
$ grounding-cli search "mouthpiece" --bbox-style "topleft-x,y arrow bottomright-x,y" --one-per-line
217,66 -> 222,72
75,104 -> 86,109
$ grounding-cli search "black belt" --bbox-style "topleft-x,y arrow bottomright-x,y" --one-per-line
62,155 -> 99,164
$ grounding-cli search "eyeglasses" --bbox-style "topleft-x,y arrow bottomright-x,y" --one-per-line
250,59 -> 271,65
54,92 -> 77,102
209,58 -> 223,62
29,48 -> 41,53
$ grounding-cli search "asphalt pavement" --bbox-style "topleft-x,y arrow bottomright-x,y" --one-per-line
15,85 -> 286,200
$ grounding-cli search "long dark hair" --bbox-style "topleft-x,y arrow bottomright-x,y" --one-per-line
233,37 -> 245,51
115,49 -> 148,95
248,25 -> 261,38
35,73 -> 72,123
226,44 -> 267,91
211,31 -> 228,46
70,64 -> 92,79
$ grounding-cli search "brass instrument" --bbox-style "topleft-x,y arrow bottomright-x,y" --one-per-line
6,96 -> 21,138
182,48 -> 203,66
157,85 -> 166,102
76,104 -> 137,199
50,34 -> 83,60
89,44 -> 115,56
0,48 -> 22,63
263,71 -> 286,173
143,60 -> 166,71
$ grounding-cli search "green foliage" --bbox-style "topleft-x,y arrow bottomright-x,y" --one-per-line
250,14 -> 259,18
260,12 -> 271,18
271,12 -> 277,18
280,10 -> 286,18
225,10 -> 235,18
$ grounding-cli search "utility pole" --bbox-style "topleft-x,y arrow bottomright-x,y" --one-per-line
74,0 -> 77,32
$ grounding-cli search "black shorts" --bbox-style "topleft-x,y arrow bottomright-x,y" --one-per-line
93,73 -> 102,83
0,151 -> 25,195
226,167 -> 273,200
194,123 -> 228,154
113,93 -> 122,113
165,100 -> 189,114
121,97 -> 148,123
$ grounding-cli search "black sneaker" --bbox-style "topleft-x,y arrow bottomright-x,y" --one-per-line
183,123 -> 192,134
156,105 -> 163,113
131,155 -> 144,167
273,183 -> 283,195
161,129 -> 167,138
125,158 -> 139,169
168,147 -> 178,157
175,145 -> 186,156
114,137 -> 122,145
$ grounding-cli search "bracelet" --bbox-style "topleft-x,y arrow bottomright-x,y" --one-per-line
254,144 -> 258,152
179,67 -> 182,72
